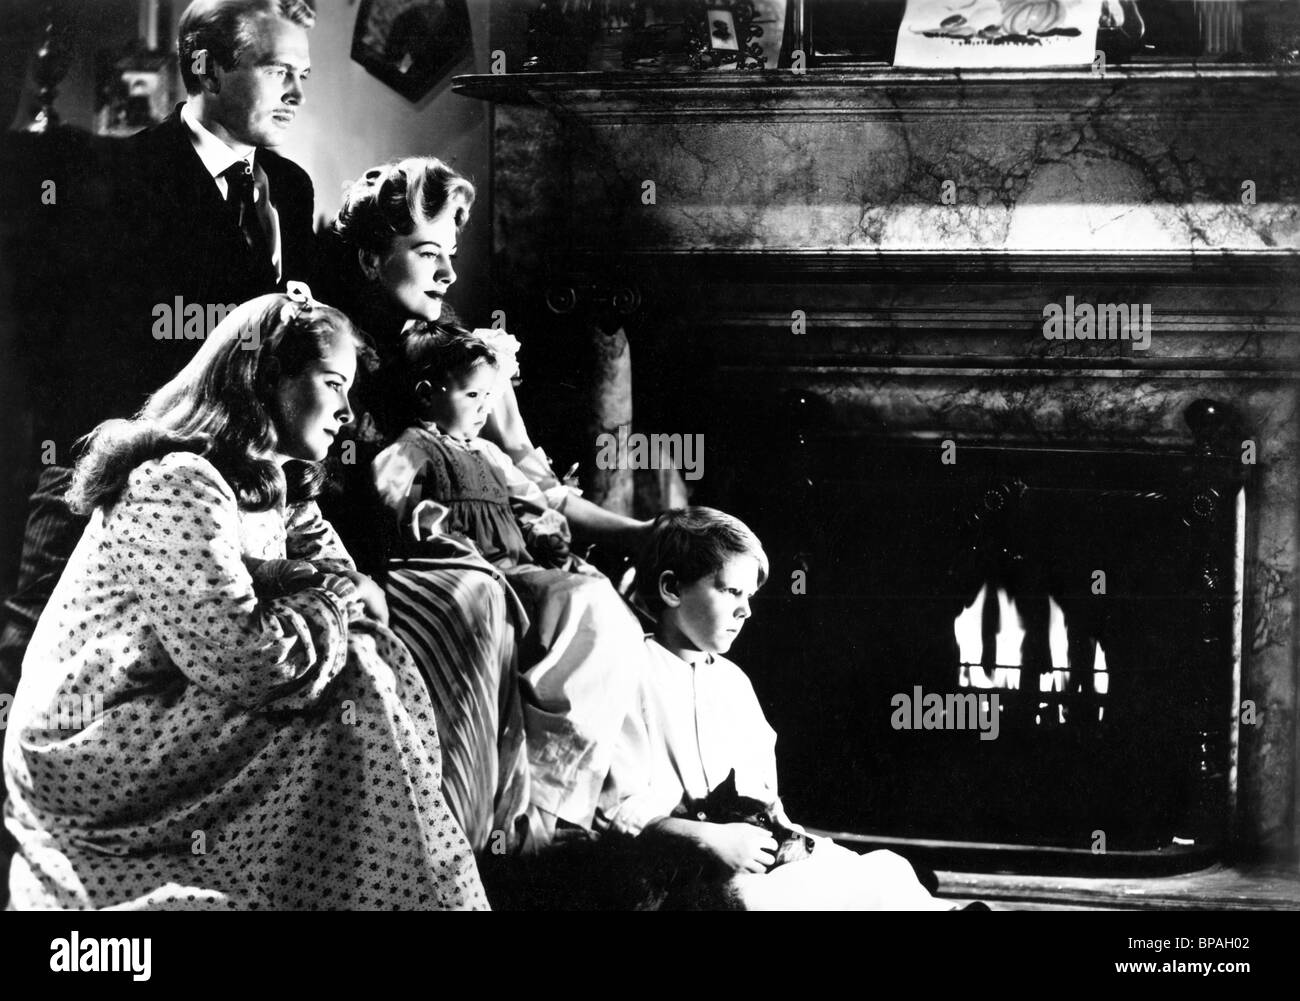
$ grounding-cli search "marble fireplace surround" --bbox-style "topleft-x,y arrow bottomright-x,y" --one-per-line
455,68 -> 1300,888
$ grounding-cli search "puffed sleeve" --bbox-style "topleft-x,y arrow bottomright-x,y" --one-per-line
105,452 -> 352,710
372,437 -> 425,525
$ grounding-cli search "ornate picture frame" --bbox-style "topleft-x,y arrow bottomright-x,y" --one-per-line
684,2 -> 766,69
350,0 -> 473,102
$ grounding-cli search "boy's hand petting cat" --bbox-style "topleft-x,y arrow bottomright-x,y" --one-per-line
317,571 -> 389,626
699,822 -> 778,874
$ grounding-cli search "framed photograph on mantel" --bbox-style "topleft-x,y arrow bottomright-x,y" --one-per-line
893,0 -> 1104,68
791,0 -> 1290,69
618,1 -> 770,70
351,0 -> 473,102
685,1 -> 767,68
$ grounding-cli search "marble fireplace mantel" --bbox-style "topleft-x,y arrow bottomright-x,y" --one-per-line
455,65 -> 1300,119
457,67 -> 1300,264
455,66 -> 1300,869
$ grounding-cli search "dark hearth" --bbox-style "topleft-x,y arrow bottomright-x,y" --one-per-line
707,401 -> 1247,871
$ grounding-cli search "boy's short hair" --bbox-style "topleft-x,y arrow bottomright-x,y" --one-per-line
635,507 -> 769,616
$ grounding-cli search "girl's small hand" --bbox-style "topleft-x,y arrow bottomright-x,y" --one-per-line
319,572 -> 388,626
338,570 -> 389,626
700,822 -> 777,874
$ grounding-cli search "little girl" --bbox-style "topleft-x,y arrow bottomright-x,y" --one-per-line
324,155 -> 648,853
322,156 -> 580,521
373,327 -> 650,849
326,154 -> 648,556
598,507 -> 959,910
4,288 -> 486,910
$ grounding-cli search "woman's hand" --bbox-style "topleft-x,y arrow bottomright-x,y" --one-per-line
275,560 -> 322,592
318,571 -> 389,626
562,496 -> 655,554
246,557 -> 321,597
631,517 -> 654,547
697,822 -> 777,874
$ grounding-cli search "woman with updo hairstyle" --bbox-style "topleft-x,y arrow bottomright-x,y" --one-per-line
322,157 -> 599,501
2,288 -> 486,910
329,157 -> 475,342
327,156 -> 650,546
318,156 -> 652,857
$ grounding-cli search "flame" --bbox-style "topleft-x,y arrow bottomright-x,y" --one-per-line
1047,597 -> 1067,687
954,585 -> 1106,717
955,584 -> 1019,689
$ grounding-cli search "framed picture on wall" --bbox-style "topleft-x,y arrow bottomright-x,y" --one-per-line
705,8 -> 741,52
351,0 -> 473,102
95,54 -> 177,137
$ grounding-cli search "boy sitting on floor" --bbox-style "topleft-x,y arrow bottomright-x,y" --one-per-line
596,507 -> 955,910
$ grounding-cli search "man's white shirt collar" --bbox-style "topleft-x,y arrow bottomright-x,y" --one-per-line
180,102 -> 254,183
178,101 -> 282,279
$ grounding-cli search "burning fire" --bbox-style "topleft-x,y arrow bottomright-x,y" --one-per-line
954,583 -> 1108,721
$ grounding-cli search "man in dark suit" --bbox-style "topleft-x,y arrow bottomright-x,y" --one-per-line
0,0 -> 318,694
124,0 -> 317,324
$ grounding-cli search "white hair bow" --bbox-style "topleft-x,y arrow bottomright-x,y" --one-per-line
279,280 -> 318,325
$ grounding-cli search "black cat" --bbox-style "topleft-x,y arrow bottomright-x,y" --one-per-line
682,769 -> 815,872
481,772 -> 816,909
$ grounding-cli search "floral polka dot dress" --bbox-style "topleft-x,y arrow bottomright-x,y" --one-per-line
2,451 -> 487,910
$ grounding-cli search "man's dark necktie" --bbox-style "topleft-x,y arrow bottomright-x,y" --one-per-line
222,161 -> 272,271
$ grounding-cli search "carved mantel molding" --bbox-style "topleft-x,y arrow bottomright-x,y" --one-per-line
455,66 -> 1300,124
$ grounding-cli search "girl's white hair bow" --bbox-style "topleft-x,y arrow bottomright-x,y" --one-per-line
279,281 -> 318,325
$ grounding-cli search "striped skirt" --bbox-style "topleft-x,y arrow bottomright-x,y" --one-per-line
385,559 -> 531,854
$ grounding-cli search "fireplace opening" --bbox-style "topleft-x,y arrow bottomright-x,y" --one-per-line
707,411 -> 1246,874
